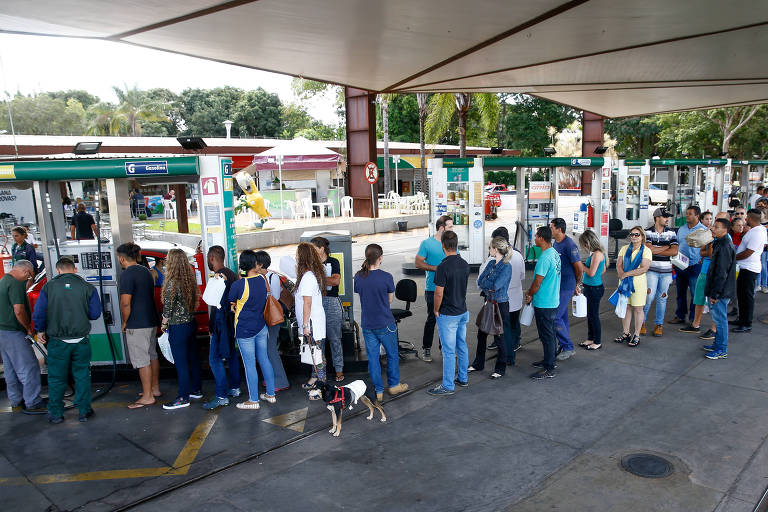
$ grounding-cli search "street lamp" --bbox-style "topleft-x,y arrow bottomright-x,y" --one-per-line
223,120 -> 233,139
392,154 -> 400,195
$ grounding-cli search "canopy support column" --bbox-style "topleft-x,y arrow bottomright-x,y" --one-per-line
345,87 -> 377,217
581,111 -> 604,195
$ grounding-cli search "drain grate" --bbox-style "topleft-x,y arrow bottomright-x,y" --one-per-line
621,453 -> 674,478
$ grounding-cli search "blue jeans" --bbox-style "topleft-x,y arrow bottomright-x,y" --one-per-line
583,284 -> 604,345
209,330 -> 241,399
237,325 -> 274,401
555,287 -> 575,352
534,307 -> 558,371
675,263 -> 702,322
267,324 -> 289,389
643,271 -> 673,326
710,298 -> 730,352
362,323 -> 400,393
168,321 -> 202,400
761,249 -> 768,287
436,311 -> 469,391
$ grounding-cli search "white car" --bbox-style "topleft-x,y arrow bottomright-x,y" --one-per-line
649,182 -> 668,205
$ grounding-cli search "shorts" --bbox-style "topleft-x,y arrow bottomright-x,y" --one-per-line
125,327 -> 158,369
693,272 -> 707,306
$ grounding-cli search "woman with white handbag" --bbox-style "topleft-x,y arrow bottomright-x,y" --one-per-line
613,227 -> 652,347
294,243 -> 328,390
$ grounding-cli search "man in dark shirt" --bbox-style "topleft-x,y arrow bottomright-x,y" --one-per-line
117,243 -> 161,409
428,231 -> 470,396
311,236 -> 344,380
70,203 -> 97,240
203,245 -> 242,410
703,218 -> 737,359
550,218 -> 583,361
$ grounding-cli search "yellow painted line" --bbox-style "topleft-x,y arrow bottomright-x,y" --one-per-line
167,412 -> 219,475
262,407 -> 308,433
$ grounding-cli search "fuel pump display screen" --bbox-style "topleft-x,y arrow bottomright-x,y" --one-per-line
81,251 -> 112,270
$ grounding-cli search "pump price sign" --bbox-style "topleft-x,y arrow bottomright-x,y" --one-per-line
364,162 -> 378,184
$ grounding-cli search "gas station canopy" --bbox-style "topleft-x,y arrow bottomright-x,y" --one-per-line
2,0 -> 768,118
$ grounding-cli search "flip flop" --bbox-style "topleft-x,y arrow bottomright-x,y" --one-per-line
127,401 -> 154,409
335,374 -> 345,382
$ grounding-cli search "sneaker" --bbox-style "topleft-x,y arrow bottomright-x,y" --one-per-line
388,383 -> 409,395
422,349 -> 432,363
732,326 -> 752,333
556,349 -> 575,361
189,391 -> 204,400
513,344 -> 522,352
79,409 -> 95,422
490,372 -> 503,379
259,393 -> 276,404
640,323 -> 647,335
454,379 -> 468,388
705,350 -> 728,359
227,388 -> 242,398
653,325 -> 663,337
530,369 -> 556,380
531,360 -> 558,369
699,329 -> 716,340
236,401 -> 260,410
488,342 -> 498,350
202,396 -> 229,410
426,385 -> 454,396
679,324 -> 701,333
22,399 -> 48,415
162,397 -> 190,410
762,287 -> 768,294
702,344 -> 716,352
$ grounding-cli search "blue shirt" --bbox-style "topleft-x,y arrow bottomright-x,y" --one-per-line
354,269 -> 395,330
417,236 -> 446,292
477,259 -> 512,303
582,254 -> 604,286
677,222 -> 706,265
533,247 -> 561,309
227,275 -> 267,339
553,235 -> 580,290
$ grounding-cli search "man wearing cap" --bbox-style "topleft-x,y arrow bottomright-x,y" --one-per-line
642,208 -> 678,337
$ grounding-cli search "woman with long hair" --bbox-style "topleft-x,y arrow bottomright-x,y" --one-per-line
614,226 -> 652,347
469,236 -> 513,379
161,249 -> 202,410
578,230 -> 607,350
310,237 -> 345,381
353,244 -> 408,401
254,250 -> 290,391
228,250 -> 276,410
295,242 -> 327,389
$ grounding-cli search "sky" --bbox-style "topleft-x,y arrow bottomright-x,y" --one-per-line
0,33 -> 340,125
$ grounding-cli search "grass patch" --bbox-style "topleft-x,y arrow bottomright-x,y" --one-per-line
144,219 -> 201,235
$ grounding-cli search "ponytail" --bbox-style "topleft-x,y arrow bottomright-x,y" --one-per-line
490,236 -> 512,264
356,243 -> 383,278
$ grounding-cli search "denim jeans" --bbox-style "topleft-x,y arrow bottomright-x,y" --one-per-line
436,311 -> 469,390
322,296 -> 344,372
507,309 -> 521,363
534,307 -> 558,371
361,323 -> 400,393
237,325 -> 274,401
675,263 -> 702,322
267,324 -> 289,389
209,330 -> 241,399
643,271 -> 673,326
583,284 -> 604,345
422,291 -> 437,349
555,287 -> 575,352
168,321 -> 202,400
710,298 -> 730,352
737,269 -> 759,328
472,301 -> 511,373
761,249 -> 768,287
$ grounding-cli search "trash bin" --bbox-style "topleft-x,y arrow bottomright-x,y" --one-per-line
397,220 -> 408,232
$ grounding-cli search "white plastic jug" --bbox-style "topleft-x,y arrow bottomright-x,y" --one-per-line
202,274 -> 226,308
520,304 -> 535,326
572,294 -> 587,318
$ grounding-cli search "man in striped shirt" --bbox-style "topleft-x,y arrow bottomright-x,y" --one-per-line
642,208 -> 679,337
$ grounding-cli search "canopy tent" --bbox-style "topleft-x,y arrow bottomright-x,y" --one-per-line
250,137 -> 341,172
2,0 -> 768,117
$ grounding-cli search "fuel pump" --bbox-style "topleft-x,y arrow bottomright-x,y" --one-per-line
516,166 -> 558,262
615,160 -> 650,230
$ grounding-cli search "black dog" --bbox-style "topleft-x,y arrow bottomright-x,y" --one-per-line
308,379 -> 387,437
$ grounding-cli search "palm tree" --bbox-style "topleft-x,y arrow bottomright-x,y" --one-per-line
85,102 -> 118,136
112,84 -> 169,136
379,94 -> 393,194
425,93 -> 499,158
417,93 -> 428,192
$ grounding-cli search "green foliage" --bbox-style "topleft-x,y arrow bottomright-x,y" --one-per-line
178,86 -> 244,137
605,117 -> 661,158
232,88 -> 283,138
291,78 -> 346,122
377,94 -> 420,142
485,170 -> 516,186
48,90 -> 99,109
0,93 -> 86,135
501,94 -> 578,156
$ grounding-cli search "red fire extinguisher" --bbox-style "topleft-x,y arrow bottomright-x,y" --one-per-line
587,203 -> 595,228
0,236 -> 12,278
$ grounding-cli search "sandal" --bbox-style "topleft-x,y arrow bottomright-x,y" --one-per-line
335,373 -> 345,382
578,341 -> 593,348
301,380 -> 318,390
127,401 -> 154,409
613,332 -> 630,344
627,335 -> 640,347
586,344 -> 602,350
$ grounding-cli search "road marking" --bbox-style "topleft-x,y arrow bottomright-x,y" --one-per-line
262,407 -> 308,433
0,412 -> 219,485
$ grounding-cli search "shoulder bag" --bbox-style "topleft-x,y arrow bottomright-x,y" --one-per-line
475,290 -> 504,335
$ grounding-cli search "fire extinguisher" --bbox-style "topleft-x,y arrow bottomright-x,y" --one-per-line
0,235 -> 12,278
587,202 -> 595,228
713,190 -> 718,206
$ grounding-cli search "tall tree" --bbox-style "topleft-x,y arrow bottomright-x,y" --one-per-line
379,94 -> 393,194
501,94 -> 578,156
426,93 -> 498,157
232,88 -> 283,138
417,93 -> 429,192
48,90 -> 99,110
112,84 -> 168,136
0,93 -> 86,135
85,101 -> 117,136
179,86 -> 244,137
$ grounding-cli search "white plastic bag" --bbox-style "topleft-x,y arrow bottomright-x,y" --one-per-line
572,294 -> 587,318
614,294 -> 628,319
157,331 -> 174,364
300,340 -> 323,365
202,274 -> 227,308
520,303 -> 535,326
671,252 -> 689,270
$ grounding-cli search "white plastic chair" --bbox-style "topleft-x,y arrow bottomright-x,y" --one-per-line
163,200 -> 176,220
286,200 -> 305,221
186,198 -> 193,216
340,196 -> 354,218
299,198 -> 316,220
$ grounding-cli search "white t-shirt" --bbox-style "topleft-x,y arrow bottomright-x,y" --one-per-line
294,270 -> 326,340
476,249 -> 526,312
749,193 -> 761,209
266,272 -> 281,300
736,225 -> 767,273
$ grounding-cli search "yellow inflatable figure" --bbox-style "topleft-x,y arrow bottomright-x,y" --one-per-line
234,171 -> 271,220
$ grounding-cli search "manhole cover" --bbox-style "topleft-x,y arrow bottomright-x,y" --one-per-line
621,453 -> 674,478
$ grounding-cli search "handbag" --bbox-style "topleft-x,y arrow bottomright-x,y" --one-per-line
475,292 -> 504,335
261,274 -> 285,327
300,336 -> 323,366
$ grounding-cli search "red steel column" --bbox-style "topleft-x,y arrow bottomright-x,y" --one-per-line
345,87 -> 377,217
581,111 -> 604,195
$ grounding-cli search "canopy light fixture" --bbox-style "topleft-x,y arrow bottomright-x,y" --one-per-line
489,146 -> 503,154
177,136 -> 207,151
543,147 -> 556,156
73,141 -> 101,155
719,151 -> 728,157
593,146 -> 608,154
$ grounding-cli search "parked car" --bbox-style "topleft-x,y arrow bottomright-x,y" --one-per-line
484,183 -> 509,193
649,182 -> 668,205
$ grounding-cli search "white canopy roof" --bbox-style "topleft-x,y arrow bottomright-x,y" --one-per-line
3,0 -> 767,117
257,137 -> 339,157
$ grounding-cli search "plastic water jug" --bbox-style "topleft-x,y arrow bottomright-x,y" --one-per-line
572,294 -> 587,318
202,274 -> 226,308
520,304 -> 535,326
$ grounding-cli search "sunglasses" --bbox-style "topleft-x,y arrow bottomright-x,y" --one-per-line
629,232 -> 642,238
